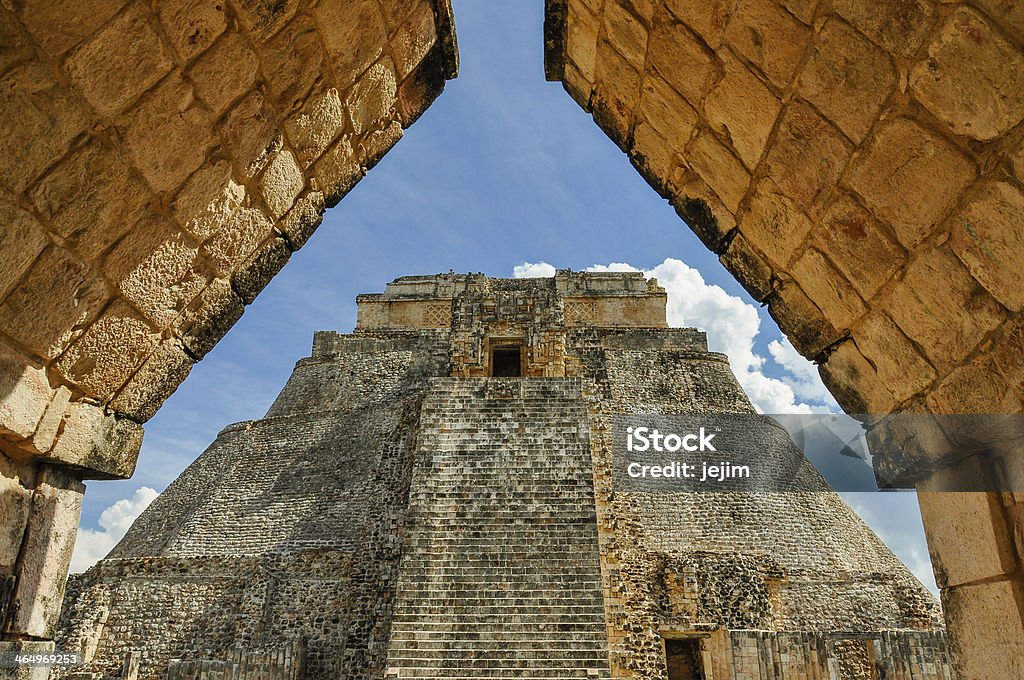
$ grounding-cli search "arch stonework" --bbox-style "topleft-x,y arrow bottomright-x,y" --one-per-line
544,0 -> 1024,677
0,0 -> 456,649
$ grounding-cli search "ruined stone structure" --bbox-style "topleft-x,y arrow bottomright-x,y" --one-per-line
58,273 -> 950,679
1,0 -> 1022,676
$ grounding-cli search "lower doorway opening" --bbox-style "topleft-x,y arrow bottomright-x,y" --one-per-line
491,346 -> 522,377
665,638 -> 705,680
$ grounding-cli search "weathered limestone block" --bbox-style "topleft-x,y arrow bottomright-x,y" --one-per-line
260,15 -> 327,114
46,403 -> 142,479
704,51 -> 780,170
592,40 -> 642,147
155,0 -> 227,61
791,248 -> 865,329
55,302 -> 160,401
768,280 -> 838,357
662,0 -> 734,48
719,233 -> 773,302
121,77 -> 215,193
29,140 -> 150,263
259,150 -> 305,219
796,17 -> 896,143
723,0 -> 809,88
63,3 -> 173,117
231,237 -> 292,305
187,33 -> 260,116
0,62 -> 86,194
221,92 -> 282,179
284,88 -> 346,169
172,279 -> 245,359
0,453 -> 33,573
201,206 -> 275,278
0,346 -> 54,443
847,118 -> 975,249
314,0 -> 388,86
171,160 -> 245,243
391,1 -> 438,79
853,311 -> 936,404
949,180 -> 1024,313
280,191 -> 326,250
739,178 -> 813,267
830,0 -> 937,59
819,339 -> 897,413
0,199 -> 48,304
313,136 -> 363,207
0,641 -> 56,680
104,217 -> 209,328
603,0 -> 648,70
110,339 -> 194,423
940,579 -> 1024,680
686,129 -> 749,213
637,74 -> 698,153
16,0 -> 125,56
813,195 -> 904,301
648,15 -> 716,107
566,0 -> 600,84
6,465 -> 83,638
910,8 -> 1024,141
0,247 -> 110,362
882,248 -> 1004,372
232,0 -> 300,42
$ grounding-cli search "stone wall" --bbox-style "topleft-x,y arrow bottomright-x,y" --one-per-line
0,0 -> 456,647
544,2 -> 1024,675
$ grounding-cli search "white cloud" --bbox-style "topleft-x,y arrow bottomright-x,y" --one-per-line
514,258 -> 837,414
70,487 -> 158,573
513,261 -> 557,278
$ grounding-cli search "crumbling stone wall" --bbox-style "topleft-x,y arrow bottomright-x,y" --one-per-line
0,0 -> 456,648
544,2 -> 1024,675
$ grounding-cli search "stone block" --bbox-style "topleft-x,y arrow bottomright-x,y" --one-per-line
796,18 -> 896,143
0,344 -> 54,445
814,195 -> 903,300
315,0 -> 388,86
847,118 -> 975,248
172,159 -> 246,242
233,0 -> 299,42
221,91 -> 283,179
637,74 -> 698,151
47,403 -> 142,479
17,0 -> 126,56
972,0 -> 1024,43
63,3 -> 173,116
156,0 -> 227,61
7,465 -> 84,637
818,339 -> 897,414
566,1 -> 601,82
991,317 -> 1024,398
173,279 -> 244,359
314,136 -> 363,208
0,63 -> 86,194
0,641 -> 53,680
737,178 -> 812,267
348,59 -> 398,136
103,216 -> 209,327
853,311 -> 936,404
791,248 -> 865,329
830,0 -> 937,59
603,1 -> 648,70
27,386 -> 71,456
396,44 -> 447,127
0,247 -> 109,361
110,339 -> 193,422
783,0 -> 817,24
0,454 -> 32,570
358,121 -> 405,171
121,77 -> 215,193
0,199 -> 48,302
30,140 -> 150,263
592,41 -> 642,149
671,170 -> 738,251
883,247 -> 1004,371
724,0 -> 810,88
760,100 -> 853,213
285,88 -> 346,169
259,149 -> 304,218
629,123 -> 674,196
0,8 -> 28,75
54,301 -> 160,400
232,237 -> 292,305
704,51 -> 781,170
280,191 -> 325,251
768,281 -> 838,358
188,32 -> 259,115
911,8 -> 1024,141
926,357 -> 1022,416
949,181 -> 1024,312
719,233 -> 773,302
663,0 -> 735,48
260,15 -> 327,114
685,129 -> 750,213
201,205 -> 275,277
648,17 -> 717,106
941,579 -> 1024,680
391,2 -> 437,79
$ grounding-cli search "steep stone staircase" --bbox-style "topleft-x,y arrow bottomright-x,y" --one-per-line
384,378 -> 612,679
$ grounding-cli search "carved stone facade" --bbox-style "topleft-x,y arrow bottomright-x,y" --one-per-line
58,273 -> 949,679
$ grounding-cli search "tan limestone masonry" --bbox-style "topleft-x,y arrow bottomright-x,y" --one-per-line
544,1 -> 1024,677
0,0 -> 456,645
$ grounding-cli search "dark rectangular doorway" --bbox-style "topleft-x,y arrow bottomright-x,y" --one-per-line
665,638 -> 704,680
491,347 -> 521,377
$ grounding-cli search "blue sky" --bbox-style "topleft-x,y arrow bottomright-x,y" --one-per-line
71,1 -> 938,596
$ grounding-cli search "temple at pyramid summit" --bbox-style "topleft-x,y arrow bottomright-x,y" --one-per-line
57,272 -> 950,679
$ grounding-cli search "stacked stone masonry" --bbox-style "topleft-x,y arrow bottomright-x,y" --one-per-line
0,0 -> 457,650
58,273 -> 951,679
543,2 -> 1024,676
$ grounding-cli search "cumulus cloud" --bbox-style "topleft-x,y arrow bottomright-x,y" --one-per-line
514,258 -> 836,413
70,487 -> 158,573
